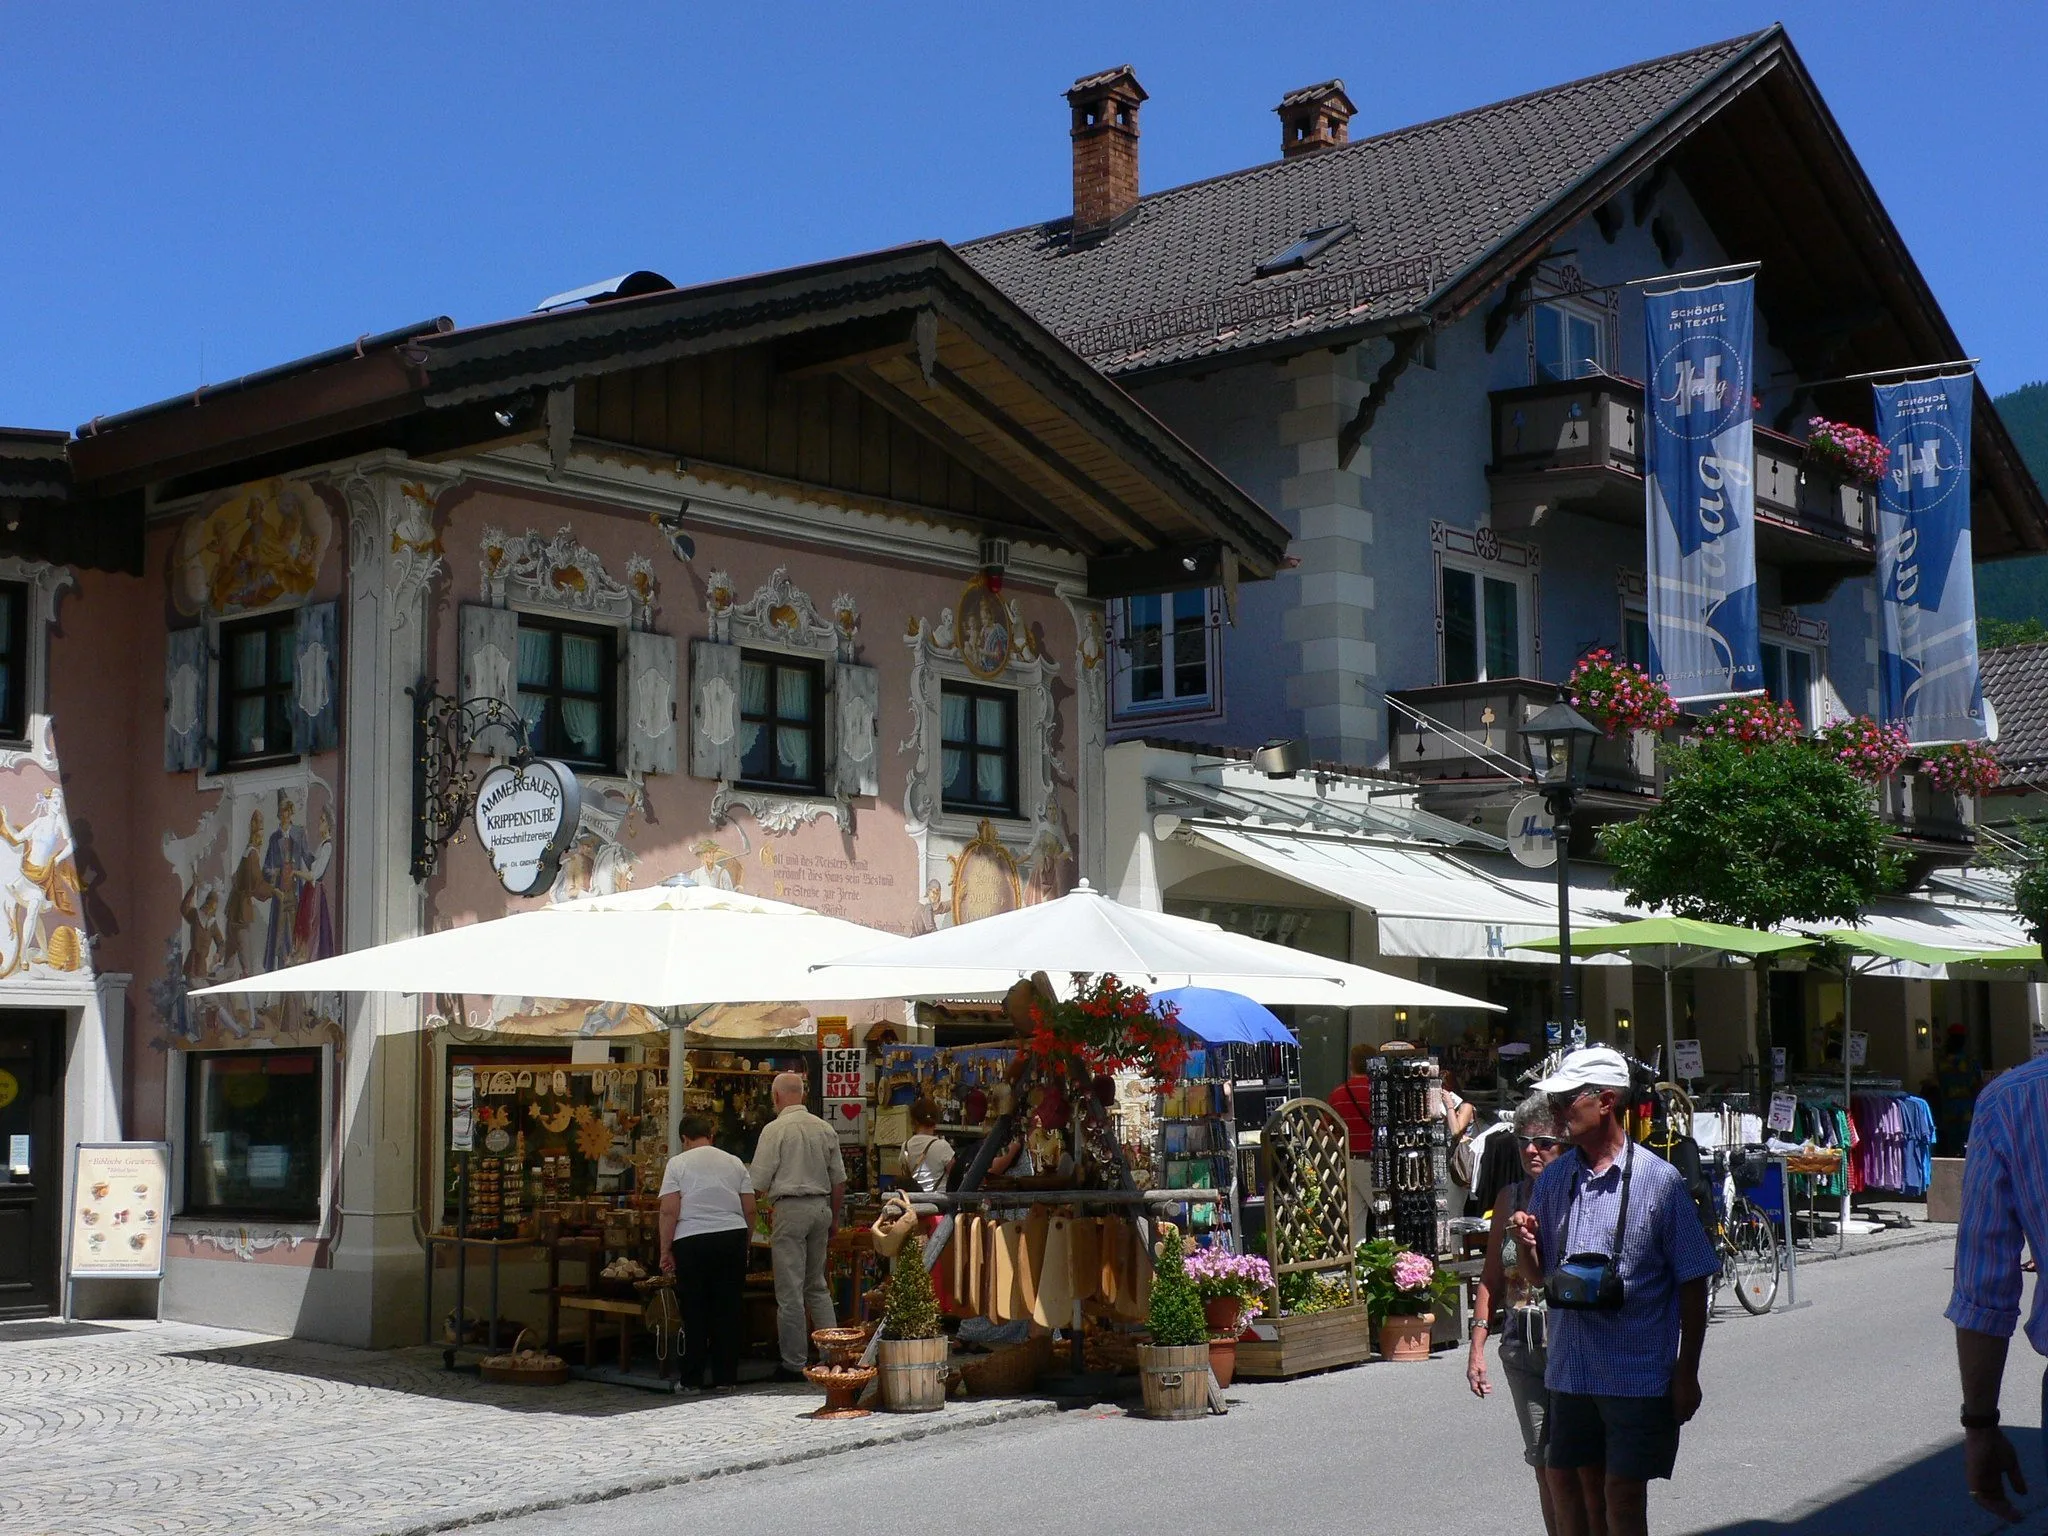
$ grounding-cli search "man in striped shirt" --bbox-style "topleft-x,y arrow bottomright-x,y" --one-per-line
1945,1053 -> 2048,1524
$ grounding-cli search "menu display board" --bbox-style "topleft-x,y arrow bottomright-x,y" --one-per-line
69,1142 -> 170,1279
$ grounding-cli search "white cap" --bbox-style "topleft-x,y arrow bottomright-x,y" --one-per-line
1531,1046 -> 1633,1095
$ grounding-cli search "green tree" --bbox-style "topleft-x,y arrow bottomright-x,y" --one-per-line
1601,737 -> 1898,929
1980,616 -> 2048,649
1996,819 -> 2048,949
1146,1226 -> 1207,1347
882,1235 -> 942,1341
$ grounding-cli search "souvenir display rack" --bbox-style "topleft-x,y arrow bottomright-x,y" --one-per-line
1368,1050 -> 1451,1258
1225,1040 -> 1301,1252
1152,1049 -> 1231,1241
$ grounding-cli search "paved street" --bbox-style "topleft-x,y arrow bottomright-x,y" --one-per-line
0,1326 -> 1050,1536
2,1233 -> 2038,1536
488,1237 -> 2045,1536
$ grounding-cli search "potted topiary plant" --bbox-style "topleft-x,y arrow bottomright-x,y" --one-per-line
1137,1226 -> 1211,1419
876,1235 -> 947,1412
1357,1239 -> 1457,1361
1182,1247 -> 1272,1388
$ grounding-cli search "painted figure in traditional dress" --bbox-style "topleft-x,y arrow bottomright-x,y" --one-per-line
289,806 -> 335,964
0,787 -> 79,976
686,835 -> 740,891
262,797 -> 313,970
179,884 -> 224,985
225,809 -> 277,978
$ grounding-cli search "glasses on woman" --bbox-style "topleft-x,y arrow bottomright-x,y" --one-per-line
1524,1136 -> 1566,1151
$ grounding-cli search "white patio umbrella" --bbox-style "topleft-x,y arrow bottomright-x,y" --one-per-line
805,881 -> 1502,1012
192,881 -> 905,1008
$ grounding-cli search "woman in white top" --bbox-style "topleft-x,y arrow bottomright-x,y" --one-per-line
898,1097 -> 955,1193
658,1114 -> 758,1391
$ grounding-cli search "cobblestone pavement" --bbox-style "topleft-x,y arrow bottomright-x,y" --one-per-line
0,1322 -> 1051,1536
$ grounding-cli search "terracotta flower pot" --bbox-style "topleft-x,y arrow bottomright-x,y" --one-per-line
1203,1295 -> 1243,1336
1208,1337 -> 1238,1389
1378,1311 -> 1434,1362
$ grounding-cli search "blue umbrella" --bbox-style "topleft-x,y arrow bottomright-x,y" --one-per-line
1152,986 -> 1298,1046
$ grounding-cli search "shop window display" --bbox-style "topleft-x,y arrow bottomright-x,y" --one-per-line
185,1048 -> 323,1220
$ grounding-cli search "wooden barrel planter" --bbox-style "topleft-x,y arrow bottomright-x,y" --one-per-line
1136,1342 -> 1212,1420
877,1336 -> 948,1412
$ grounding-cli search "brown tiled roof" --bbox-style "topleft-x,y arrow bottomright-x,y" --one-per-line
1983,641 -> 2048,775
961,33 -> 1765,373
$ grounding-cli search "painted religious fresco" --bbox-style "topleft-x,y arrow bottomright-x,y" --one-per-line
171,476 -> 335,616
0,719 -> 92,983
152,775 -> 342,1047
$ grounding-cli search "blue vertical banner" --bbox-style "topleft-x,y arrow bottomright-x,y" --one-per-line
1643,277 -> 1761,702
1876,373 -> 1983,743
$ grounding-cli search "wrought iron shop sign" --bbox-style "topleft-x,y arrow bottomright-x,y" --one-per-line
474,759 -> 581,897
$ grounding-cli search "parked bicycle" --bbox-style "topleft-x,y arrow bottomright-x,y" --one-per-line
1704,1147 -> 1782,1314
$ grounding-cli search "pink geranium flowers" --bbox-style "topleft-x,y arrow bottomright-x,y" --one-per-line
1806,417 -> 1890,483
1566,649 -> 1680,735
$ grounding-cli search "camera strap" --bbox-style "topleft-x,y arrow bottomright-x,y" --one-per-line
1564,1134 -> 1634,1261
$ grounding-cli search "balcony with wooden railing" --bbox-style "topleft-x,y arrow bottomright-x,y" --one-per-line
1386,679 -> 1977,866
1486,378 -> 1878,599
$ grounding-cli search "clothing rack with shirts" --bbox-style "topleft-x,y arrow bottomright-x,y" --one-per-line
1847,1089 -> 1935,1199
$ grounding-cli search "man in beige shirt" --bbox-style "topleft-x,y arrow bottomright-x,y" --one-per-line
750,1071 -> 847,1379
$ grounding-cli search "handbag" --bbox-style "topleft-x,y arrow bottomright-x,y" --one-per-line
1544,1139 -> 1633,1312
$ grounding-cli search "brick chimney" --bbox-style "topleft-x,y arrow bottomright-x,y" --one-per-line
1276,80 -> 1356,159
1066,66 -> 1147,234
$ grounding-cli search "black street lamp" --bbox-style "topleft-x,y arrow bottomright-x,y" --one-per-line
1520,700 -> 1602,1045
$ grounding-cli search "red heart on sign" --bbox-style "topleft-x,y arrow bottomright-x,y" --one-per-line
839,1103 -> 862,1121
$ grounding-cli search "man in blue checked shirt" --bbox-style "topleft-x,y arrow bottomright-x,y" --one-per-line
1510,1047 -> 1718,1536
1945,1052 -> 2048,1526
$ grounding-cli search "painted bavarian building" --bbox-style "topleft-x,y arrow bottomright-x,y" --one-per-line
0,245 -> 1287,1337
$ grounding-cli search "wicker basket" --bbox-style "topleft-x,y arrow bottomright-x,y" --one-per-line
956,1334 -> 1052,1397
479,1330 -> 570,1387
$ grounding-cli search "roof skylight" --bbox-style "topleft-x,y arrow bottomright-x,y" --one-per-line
1255,222 -> 1353,277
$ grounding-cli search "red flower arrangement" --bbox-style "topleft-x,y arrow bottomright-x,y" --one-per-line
1565,648 -> 1680,735
1919,741 -> 2002,797
1019,973 -> 1190,1089
1806,417 -> 1889,483
1697,696 -> 1806,748
1814,715 -> 1911,784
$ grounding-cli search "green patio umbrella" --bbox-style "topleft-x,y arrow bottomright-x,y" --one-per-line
1514,917 -> 1815,1078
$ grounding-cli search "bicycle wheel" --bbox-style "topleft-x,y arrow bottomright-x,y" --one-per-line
1726,1197 -> 1781,1314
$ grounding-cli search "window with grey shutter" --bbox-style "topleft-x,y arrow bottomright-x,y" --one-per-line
624,629 -> 678,775
688,639 -> 742,781
164,625 -> 210,772
459,603 -> 520,756
291,601 -> 341,755
832,661 -> 880,798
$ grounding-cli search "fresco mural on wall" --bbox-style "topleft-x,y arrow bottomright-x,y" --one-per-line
903,578 -> 1079,934
171,477 -> 335,615
550,780 -> 645,903
152,775 -> 342,1047
0,720 -> 91,982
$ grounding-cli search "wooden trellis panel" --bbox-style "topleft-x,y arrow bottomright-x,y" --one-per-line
1259,1098 -> 1359,1312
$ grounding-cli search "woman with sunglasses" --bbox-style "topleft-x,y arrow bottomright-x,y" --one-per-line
1468,1094 -> 1571,1536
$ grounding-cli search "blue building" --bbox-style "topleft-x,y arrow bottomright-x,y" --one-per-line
964,30 -> 2048,1090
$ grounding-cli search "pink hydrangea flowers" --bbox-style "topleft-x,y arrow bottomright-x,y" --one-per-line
1391,1252 -> 1437,1293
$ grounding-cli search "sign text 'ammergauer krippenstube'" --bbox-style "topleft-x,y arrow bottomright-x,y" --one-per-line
474,759 -> 581,897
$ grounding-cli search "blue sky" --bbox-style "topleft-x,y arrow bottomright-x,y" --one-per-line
4,3 -> 2043,430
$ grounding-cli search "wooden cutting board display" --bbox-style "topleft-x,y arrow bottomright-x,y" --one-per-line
1032,1213 -> 1075,1328
1067,1215 -> 1101,1307
989,1220 -> 1021,1324
1015,1207 -> 1049,1320
1099,1217 -> 1122,1307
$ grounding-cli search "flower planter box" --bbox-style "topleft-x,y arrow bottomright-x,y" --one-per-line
1233,1304 -> 1374,1380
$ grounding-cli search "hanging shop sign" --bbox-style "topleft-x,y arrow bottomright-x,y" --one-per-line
1848,1031 -> 1868,1069
817,1017 -> 867,1144
474,759 -> 582,897
1642,275 -> 1761,703
1770,1047 -> 1787,1084
69,1142 -> 170,1280
1672,1038 -> 1705,1080
1875,371 -> 1983,744
1507,794 -> 1558,870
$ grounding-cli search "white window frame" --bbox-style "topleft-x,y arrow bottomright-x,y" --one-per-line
1107,587 -> 1223,725
1531,297 -> 1610,383
1433,526 -> 1539,685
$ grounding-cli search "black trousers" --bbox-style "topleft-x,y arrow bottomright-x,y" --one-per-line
673,1228 -> 749,1386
